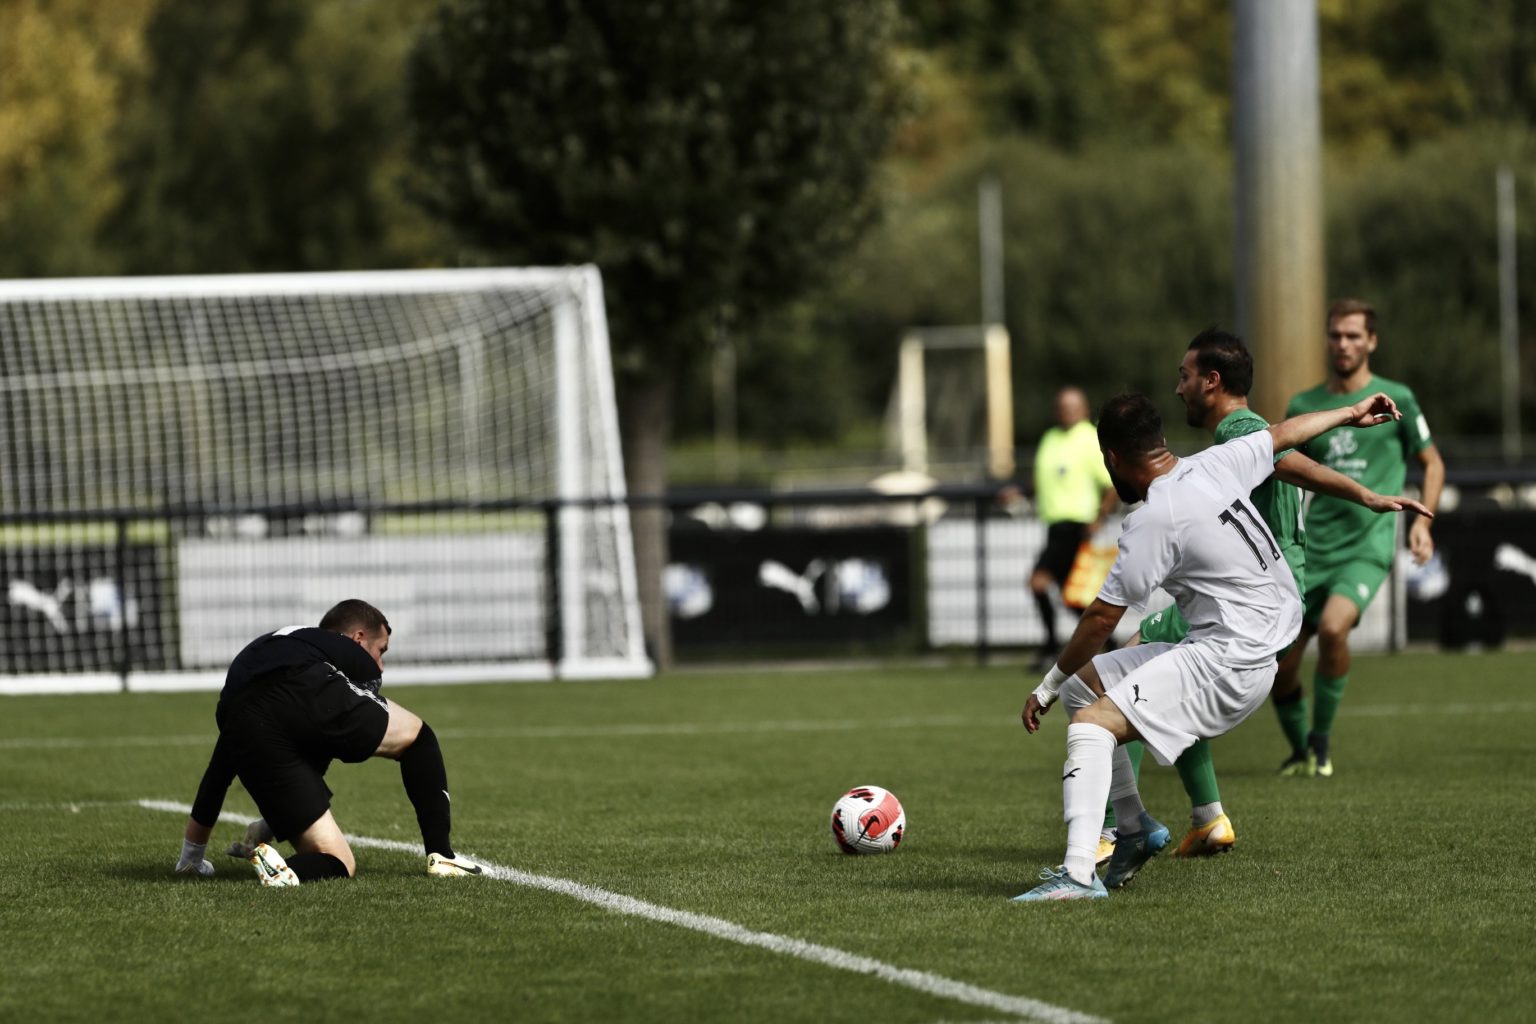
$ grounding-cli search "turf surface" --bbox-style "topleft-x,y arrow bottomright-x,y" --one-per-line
2,651 -> 1532,1023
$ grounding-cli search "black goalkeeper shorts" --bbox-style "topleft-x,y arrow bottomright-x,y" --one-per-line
216,664 -> 390,841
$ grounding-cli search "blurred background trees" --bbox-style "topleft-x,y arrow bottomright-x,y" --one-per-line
1,0 -> 1534,473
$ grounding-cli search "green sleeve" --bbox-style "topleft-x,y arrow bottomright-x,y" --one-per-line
1217,409 -> 1290,463
1393,386 -> 1433,456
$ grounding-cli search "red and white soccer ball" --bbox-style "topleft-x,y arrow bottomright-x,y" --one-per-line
829,785 -> 905,854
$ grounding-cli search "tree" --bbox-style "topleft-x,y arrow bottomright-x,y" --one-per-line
0,0 -> 156,277
109,0 -> 442,274
408,0 -> 911,666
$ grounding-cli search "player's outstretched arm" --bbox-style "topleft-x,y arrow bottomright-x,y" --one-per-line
1022,598 -> 1126,733
1273,451 -> 1433,518
176,735 -> 238,876
1268,392 -> 1400,452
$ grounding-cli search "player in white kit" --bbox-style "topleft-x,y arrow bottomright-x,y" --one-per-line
1014,388 -> 1404,901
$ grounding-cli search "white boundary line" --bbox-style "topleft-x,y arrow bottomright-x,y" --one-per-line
5,701 -> 1535,751
135,799 -> 1105,1024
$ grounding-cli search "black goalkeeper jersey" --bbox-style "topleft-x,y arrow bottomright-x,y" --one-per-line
219,626 -> 383,706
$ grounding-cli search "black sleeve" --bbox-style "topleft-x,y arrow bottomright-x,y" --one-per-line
295,628 -> 384,693
190,733 -> 237,828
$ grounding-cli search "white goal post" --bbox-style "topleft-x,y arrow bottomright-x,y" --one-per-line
0,267 -> 650,693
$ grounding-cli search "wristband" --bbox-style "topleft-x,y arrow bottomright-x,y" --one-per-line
1032,664 -> 1070,708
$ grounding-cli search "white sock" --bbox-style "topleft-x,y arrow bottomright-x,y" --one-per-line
1062,722 -> 1116,885
1191,801 -> 1224,827
1109,744 -> 1146,835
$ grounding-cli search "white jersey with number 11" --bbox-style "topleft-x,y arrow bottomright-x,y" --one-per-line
1097,431 -> 1301,667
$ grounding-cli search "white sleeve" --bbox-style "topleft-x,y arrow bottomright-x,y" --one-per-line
1096,508 -> 1176,610
1190,430 -> 1275,493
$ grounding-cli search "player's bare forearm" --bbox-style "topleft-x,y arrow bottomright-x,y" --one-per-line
1408,444 -> 1444,562
1274,451 -> 1370,503
1269,392 -> 1401,452
1417,444 -> 1445,518
1052,598 -> 1126,677
1274,452 -> 1431,517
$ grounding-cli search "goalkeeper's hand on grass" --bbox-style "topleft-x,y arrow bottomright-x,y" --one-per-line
225,818 -> 275,860
175,839 -> 216,876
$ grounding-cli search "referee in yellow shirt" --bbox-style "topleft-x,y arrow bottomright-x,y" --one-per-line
1029,387 -> 1117,670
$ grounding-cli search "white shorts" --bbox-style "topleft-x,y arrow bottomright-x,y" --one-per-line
1090,641 -> 1276,766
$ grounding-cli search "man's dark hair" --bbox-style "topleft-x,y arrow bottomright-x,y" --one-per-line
1097,393 -> 1164,457
320,599 -> 391,636
1188,327 -> 1253,397
1328,297 -> 1376,335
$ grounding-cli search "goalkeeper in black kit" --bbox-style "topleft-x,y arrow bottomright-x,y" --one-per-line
172,599 -> 482,885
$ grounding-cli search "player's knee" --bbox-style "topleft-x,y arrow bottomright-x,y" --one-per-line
1316,616 -> 1353,647
1074,697 -> 1129,740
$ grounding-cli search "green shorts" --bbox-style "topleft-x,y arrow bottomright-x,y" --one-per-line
1302,559 -> 1390,627
1138,604 -> 1189,645
1138,599 -> 1301,663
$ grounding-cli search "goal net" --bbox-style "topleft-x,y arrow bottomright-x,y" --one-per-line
0,267 -> 649,692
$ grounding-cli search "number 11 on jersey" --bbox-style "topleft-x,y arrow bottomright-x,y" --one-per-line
1218,499 -> 1280,570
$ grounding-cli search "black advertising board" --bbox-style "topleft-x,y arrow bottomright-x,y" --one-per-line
0,543 -> 172,672
1404,506 -> 1536,647
667,524 -> 912,652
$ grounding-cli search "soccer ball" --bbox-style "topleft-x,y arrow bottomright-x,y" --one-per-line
829,785 -> 905,854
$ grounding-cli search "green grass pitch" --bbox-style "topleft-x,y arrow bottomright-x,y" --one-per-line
2,651 -> 1532,1023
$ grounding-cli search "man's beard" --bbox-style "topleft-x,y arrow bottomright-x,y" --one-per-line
1109,465 -> 1142,504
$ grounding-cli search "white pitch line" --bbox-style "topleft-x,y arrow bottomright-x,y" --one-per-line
136,799 -> 1106,1024
8,700 -> 1534,752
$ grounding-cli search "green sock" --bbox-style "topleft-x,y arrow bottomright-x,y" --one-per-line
1273,690 -> 1309,756
1312,672 -> 1348,736
1174,739 -> 1221,807
1103,741 -> 1145,829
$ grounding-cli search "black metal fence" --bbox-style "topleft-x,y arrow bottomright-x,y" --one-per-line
1,476 -> 1531,686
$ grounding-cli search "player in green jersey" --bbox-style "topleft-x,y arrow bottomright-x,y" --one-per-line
1274,299 -> 1445,777
1100,328 -> 1431,862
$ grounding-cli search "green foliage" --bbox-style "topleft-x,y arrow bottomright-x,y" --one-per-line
0,0 -> 156,277
109,0 -> 443,274
1327,127 -> 1536,442
902,0 -> 1536,157
741,140 -> 1233,448
4,0 -> 1536,458
407,0 -> 911,381
902,0 -> 1117,147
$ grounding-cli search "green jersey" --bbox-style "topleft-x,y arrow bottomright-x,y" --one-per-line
1215,408 -> 1305,590
1285,374 -> 1432,572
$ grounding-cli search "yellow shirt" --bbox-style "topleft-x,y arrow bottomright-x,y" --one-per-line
1033,420 -> 1110,525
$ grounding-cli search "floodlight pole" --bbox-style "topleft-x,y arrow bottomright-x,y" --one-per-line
979,174 -> 1005,326
1233,0 -> 1326,421
1498,165 -> 1521,461
979,175 -> 1014,479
